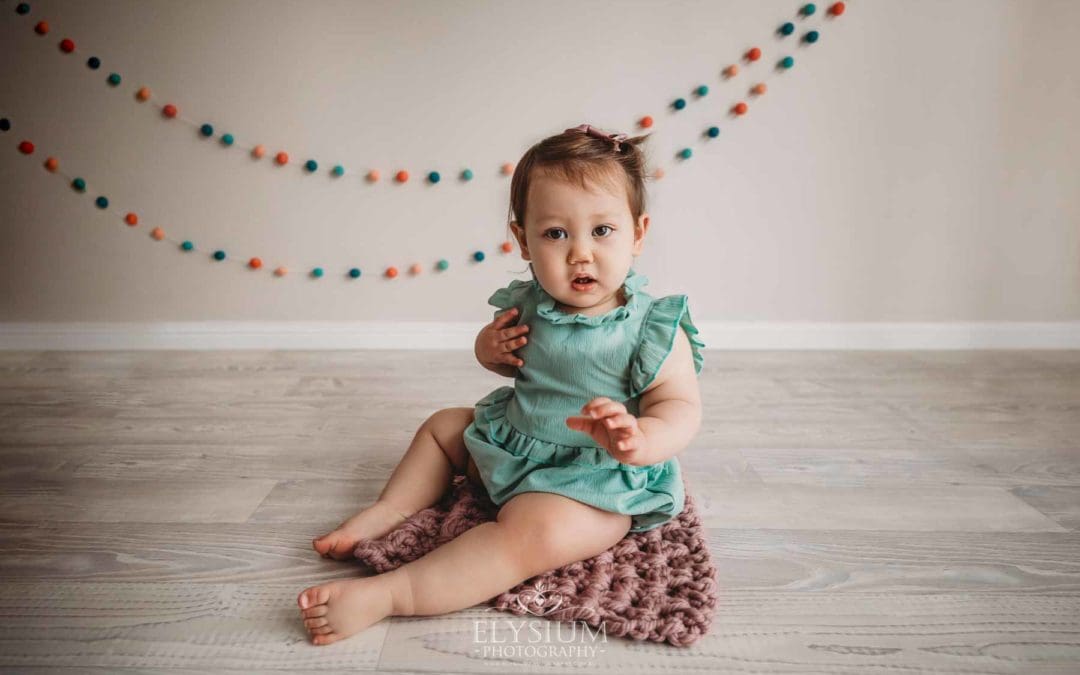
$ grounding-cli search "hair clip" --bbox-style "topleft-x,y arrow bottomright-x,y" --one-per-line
565,123 -> 629,152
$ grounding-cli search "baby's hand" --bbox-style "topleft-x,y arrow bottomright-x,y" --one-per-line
475,307 -> 530,371
565,397 -> 649,465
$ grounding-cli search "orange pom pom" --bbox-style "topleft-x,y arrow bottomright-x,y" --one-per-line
501,162 -> 514,176
639,116 -> 654,129
409,263 -> 423,275
385,266 -> 399,278
251,144 -> 266,159
125,213 -> 138,226
653,167 -> 665,180
500,241 -> 513,253
723,64 -> 739,78
44,157 -> 59,172
751,83 -> 767,96
248,257 -> 262,269
150,227 -> 165,240
162,103 -> 178,118
34,21 -> 49,35
829,2 -> 846,16
395,170 -> 409,183
136,87 -> 151,102
733,102 -> 749,115
274,266 -> 288,277
367,169 -> 380,182
275,151 -> 289,165
746,47 -> 762,62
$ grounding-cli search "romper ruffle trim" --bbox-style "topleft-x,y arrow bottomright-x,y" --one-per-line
463,385 -> 685,532
489,268 -> 650,327
629,294 -> 707,397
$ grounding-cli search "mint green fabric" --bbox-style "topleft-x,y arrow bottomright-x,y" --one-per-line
463,268 -> 705,532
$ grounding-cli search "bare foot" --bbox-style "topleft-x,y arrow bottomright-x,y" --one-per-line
297,574 -> 402,646
312,500 -> 410,560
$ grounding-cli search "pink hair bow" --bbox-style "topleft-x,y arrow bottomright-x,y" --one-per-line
566,123 -> 629,152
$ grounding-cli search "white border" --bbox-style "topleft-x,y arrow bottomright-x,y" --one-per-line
1,321 -> 1078,350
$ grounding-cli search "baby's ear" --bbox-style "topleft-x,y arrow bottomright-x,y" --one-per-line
509,221 -> 531,260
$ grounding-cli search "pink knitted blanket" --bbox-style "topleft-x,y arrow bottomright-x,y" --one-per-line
352,475 -> 718,646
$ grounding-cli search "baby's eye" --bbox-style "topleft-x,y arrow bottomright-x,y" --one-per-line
593,225 -> 613,237
543,229 -> 567,240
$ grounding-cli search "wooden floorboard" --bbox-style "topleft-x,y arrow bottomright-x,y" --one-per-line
0,349 -> 1077,673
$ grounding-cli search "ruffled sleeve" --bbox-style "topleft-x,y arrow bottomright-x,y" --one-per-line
629,295 -> 706,397
488,278 -> 538,320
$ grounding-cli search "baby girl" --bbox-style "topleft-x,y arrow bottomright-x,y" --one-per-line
297,123 -> 705,645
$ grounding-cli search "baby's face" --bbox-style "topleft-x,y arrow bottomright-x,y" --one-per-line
511,169 -> 648,317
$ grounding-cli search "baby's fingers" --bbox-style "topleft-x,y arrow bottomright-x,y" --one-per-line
603,413 -> 636,431
499,334 -> 528,352
493,307 -> 520,327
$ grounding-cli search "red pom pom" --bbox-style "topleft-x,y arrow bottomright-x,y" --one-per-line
639,115 -> 654,129
59,38 -> 75,53
248,257 -> 262,269
733,102 -> 748,116
395,170 -> 409,183
125,213 -> 138,226
18,141 -> 35,155
829,2 -> 846,16
162,104 -> 178,118
385,266 -> 399,278
746,47 -> 762,62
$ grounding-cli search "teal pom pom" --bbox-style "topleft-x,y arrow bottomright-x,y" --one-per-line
780,22 -> 795,35
221,133 -> 234,146
95,196 -> 108,209
428,171 -> 441,184
679,148 -> 692,160
16,3 -> 31,15
673,97 -> 687,110
213,250 -> 226,261
181,241 -> 194,251
804,30 -> 820,44
695,85 -> 708,97
200,124 -> 214,137
333,165 -> 345,177
349,267 -> 361,278
473,251 -> 485,262
707,126 -> 720,138
107,72 -> 121,86
801,3 -> 816,16
436,259 -> 449,270
461,168 -> 473,181
305,160 -> 318,172
311,267 -> 324,278
780,56 -> 795,69
72,177 -> 86,192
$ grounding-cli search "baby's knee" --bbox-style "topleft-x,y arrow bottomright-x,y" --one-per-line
421,407 -> 474,470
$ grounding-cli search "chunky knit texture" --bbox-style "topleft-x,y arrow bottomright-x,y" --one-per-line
352,474 -> 718,646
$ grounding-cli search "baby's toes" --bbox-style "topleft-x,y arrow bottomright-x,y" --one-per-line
297,585 -> 331,610
313,632 -> 344,646
302,605 -> 328,619
311,625 -> 333,635
304,617 -> 329,630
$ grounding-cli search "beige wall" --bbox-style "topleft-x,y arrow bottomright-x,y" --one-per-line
1,0 -> 1077,324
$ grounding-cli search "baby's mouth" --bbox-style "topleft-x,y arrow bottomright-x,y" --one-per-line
571,275 -> 597,291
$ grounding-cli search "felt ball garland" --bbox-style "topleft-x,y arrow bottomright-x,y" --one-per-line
5,1 -> 848,284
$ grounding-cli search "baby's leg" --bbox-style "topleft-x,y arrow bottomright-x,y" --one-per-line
313,406 -> 478,559
298,492 -> 632,645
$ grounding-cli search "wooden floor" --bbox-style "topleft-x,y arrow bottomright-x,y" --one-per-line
0,349 -> 1078,674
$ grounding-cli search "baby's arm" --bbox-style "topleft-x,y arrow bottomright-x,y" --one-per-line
565,327 -> 702,466
635,327 -> 703,464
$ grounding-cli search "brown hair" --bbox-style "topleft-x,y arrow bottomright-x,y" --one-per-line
507,126 -> 651,234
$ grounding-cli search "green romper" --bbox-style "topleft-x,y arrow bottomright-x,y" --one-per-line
462,267 -> 706,533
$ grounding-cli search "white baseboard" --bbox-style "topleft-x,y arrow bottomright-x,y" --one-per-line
1,321 -> 1079,350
